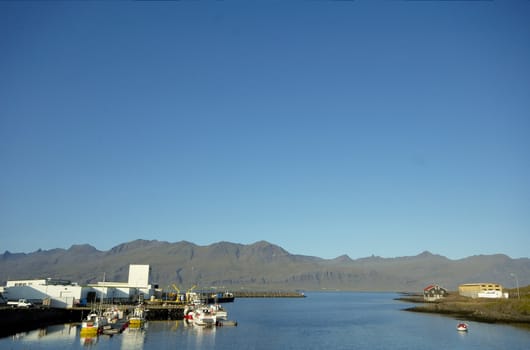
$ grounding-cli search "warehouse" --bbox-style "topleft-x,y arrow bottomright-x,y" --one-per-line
458,283 -> 506,299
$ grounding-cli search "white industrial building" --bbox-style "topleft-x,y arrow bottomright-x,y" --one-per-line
88,264 -> 153,303
3,278 -> 83,308
2,264 -> 154,308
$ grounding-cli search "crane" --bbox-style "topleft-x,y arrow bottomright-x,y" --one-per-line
171,284 -> 183,302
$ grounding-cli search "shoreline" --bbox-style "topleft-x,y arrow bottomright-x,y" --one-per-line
397,294 -> 530,328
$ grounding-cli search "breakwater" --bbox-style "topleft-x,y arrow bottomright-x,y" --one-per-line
233,291 -> 306,298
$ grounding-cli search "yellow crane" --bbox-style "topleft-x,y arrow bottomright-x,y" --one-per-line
171,284 -> 183,303
186,285 -> 198,303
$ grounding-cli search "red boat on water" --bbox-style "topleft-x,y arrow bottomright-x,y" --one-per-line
456,323 -> 469,331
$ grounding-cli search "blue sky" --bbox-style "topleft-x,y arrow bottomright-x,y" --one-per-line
1,1 -> 529,260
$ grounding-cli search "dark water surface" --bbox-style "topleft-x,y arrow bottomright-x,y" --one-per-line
1,292 -> 529,349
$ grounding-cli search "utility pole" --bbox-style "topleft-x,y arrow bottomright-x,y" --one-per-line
510,273 -> 520,300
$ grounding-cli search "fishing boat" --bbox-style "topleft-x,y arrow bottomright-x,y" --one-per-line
128,304 -> 146,329
184,305 -> 216,326
103,305 -> 124,324
456,322 -> 468,331
207,291 -> 235,303
80,312 -> 108,336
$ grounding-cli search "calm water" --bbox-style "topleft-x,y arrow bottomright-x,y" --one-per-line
2,292 -> 530,349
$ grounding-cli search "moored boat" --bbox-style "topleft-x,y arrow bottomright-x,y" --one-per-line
103,305 -> 124,324
102,325 -> 120,335
185,303 -> 236,327
207,292 -> 235,303
194,306 -> 215,326
184,305 -> 216,326
210,304 -> 228,321
128,304 -> 146,329
80,312 -> 108,336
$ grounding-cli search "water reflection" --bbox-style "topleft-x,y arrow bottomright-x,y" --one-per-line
13,324 -> 77,344
183,322 -> 216,348
121,324 -> 146,350
457,330 -> 469,338
79,334 -> 98,347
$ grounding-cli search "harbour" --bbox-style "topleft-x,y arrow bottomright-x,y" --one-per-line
0,290 -> 304,338
2,292 -> 530,350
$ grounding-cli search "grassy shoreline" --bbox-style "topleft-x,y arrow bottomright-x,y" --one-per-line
398,286 -> 530,328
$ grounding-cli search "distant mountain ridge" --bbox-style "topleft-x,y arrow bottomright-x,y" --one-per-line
1,240 -> 528,292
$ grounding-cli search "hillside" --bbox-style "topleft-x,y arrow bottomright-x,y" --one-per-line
1,240 -> 529,292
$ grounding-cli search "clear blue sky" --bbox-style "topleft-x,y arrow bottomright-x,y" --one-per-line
1,1 -> 529,260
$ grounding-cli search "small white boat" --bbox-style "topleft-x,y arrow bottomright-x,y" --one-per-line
192,307 -> 216,326
456,323 -> 468,331
102,325 -> 120,335
210,304 -> 228,321
103,305 -> 124,323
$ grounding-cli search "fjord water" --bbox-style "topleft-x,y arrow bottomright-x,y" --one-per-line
2,292 -> 530,349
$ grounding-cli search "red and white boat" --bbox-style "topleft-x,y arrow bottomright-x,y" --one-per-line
456,323 -> 468,331
193,307 -> 216,326
184,305 -> 215,326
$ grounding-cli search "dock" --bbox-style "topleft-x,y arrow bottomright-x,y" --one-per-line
0,291 -> 304,337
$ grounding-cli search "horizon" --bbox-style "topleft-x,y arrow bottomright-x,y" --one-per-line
1,1 -> 529,261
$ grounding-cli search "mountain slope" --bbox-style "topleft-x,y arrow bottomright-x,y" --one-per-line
1,240 -> 528,292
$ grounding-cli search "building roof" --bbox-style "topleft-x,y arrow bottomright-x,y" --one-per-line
424,284 -> 446,291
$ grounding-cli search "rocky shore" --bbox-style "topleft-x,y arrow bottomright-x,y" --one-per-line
398,291 -> 530,327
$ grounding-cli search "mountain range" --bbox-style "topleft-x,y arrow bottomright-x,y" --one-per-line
1,240 -> 528,292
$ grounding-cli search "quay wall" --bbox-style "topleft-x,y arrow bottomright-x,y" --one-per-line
144,305 -> 184,320
0,304 -> 185,338
0,307 -> 84,338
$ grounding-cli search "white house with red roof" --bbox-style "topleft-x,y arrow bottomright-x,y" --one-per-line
423,284 -> 448,301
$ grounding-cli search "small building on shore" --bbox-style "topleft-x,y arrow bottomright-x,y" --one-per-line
458,283 -> 505,299
423,284 -> 448,301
